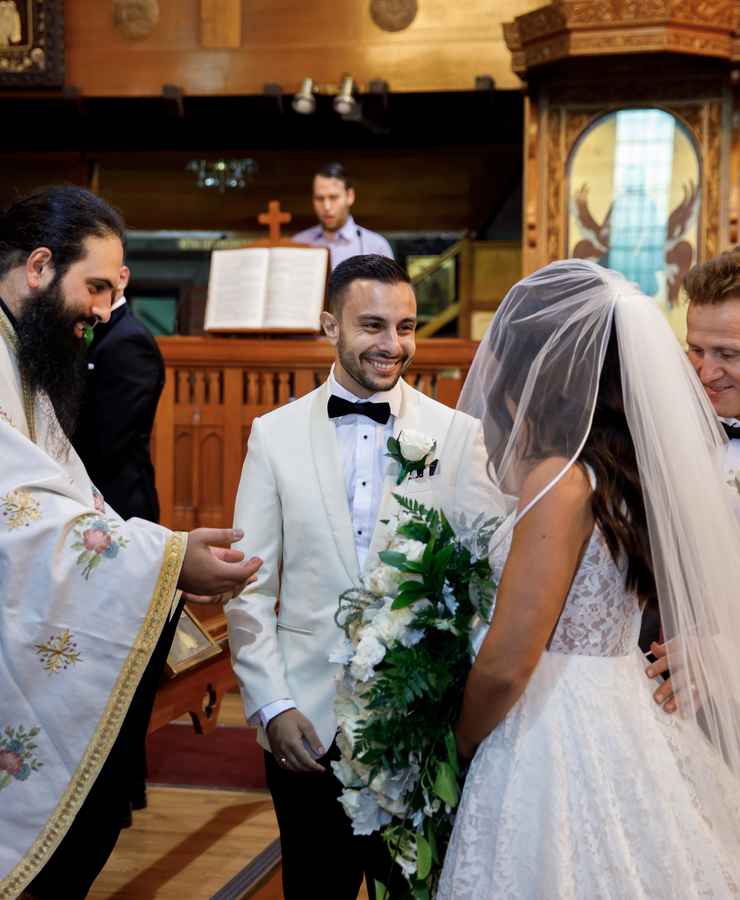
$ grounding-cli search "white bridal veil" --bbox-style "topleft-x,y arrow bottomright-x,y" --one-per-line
458,259 -> 740,789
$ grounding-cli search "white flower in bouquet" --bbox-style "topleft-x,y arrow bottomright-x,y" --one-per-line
329,635 -> 355,665
387,535 -> 427,562
393,837 -> 418,879
398,429 -> 436,463
335,728 -> 373,782
442,579 -> 459,615
365,562 -> 403,597
371,763 -> 420,817
350,632 -> 386,682
423,796 -> 442,817
369,596 -> 430,649
335,672 -> 365,720
339,787 -> 392,836
332,756 -> 363,789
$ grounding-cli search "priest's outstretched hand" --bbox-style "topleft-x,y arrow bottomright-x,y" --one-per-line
178,527 -> 261,604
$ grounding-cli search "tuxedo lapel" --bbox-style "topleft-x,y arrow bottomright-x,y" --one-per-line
364,381 -> 425,574
309,381 -> 362,586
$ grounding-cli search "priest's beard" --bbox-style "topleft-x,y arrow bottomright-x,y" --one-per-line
15,281 -> 88,442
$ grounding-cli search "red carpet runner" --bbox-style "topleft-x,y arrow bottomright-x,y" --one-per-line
146,724 -> 268,790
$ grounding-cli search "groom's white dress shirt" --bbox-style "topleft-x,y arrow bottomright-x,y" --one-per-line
254,368 -> 401,728
330,368 -> 402,571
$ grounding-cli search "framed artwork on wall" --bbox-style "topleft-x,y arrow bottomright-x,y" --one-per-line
0,0 -> 64,87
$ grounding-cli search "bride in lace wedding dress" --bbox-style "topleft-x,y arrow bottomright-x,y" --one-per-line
438,260 -> 740,899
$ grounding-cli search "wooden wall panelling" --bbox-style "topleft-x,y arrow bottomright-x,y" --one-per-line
90,145 -> 521,234
472,241 -> 522,304
200,0 -> 242,49
63,0 -> 544,97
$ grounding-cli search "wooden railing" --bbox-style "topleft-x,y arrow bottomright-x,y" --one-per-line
410,239 -> 522,339
153,336 -> 479,532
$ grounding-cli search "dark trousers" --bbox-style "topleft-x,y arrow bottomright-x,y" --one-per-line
265,741 -> 399,900
26,606 -> 182,899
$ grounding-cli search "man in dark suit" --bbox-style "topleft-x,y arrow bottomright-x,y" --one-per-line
73,265 -> 164,523
71,265 -> 166,821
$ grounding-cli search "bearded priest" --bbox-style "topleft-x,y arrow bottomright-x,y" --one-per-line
0,187 -> 261,900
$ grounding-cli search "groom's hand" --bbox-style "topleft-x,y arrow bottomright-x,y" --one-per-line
267,709 -> 325,773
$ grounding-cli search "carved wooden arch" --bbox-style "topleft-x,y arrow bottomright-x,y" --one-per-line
507,0 -> 735,274
544,99 -> 722,264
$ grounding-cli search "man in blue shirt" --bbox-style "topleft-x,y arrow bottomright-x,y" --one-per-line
293,162 -> 394,269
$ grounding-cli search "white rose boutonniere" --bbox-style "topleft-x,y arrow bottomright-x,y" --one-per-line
387,429 -> 437,485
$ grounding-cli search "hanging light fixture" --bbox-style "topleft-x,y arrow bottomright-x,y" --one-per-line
333,75 -> 358,117
292,78 -> 316,115
186,159 -> 258,193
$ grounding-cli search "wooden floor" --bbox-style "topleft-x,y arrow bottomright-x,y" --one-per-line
90,695 -> 369,899
89,787 -> 278,898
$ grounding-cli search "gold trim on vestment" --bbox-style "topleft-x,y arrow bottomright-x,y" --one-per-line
0,306 -> 36,443
0,531 -> 188,899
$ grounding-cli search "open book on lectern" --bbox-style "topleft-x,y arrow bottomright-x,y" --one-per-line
204,245 -> 329,332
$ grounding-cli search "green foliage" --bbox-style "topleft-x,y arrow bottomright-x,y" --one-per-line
416,834 -> 433,880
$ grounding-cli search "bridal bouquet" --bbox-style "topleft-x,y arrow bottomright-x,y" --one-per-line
331,496 -> 500,898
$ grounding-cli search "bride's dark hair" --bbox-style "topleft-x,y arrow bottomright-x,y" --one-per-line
483,298 -> 655,602
578,325 -> 656,602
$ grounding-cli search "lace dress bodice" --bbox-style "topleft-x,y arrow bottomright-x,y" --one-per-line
489,516 -> 642,657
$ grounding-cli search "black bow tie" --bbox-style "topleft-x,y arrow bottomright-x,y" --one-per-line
722,421 -> 740,440
327,394 -> 391,425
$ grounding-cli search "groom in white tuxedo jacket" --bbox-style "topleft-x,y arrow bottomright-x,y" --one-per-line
226,255 -> 487,899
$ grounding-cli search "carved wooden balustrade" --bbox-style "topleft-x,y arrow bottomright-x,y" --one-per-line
153,337 -> 478,532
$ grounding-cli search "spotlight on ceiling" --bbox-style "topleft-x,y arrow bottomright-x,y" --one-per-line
475,74 -> 496,91
292,78 -> 316,115
333,75 -> 358,117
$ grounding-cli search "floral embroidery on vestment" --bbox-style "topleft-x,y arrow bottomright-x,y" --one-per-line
1,489 -> 41,530
33,629 -> 82,674
71,514 -> 129,579
0,725 -> 43,791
